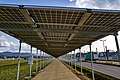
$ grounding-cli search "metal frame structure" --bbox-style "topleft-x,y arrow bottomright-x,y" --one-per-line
30,46 -> 32,77
89,44 -> 95,80
0,4 -> 120,80
36,48 -> 38,72
0,4 -> 120,57
114,32 -> 120,63
39,50 -> 42,71
17,40 -> 22,80
79,48 -> 83,74
74,50 -> 77,70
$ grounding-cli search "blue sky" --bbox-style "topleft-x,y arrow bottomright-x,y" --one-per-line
0,0 -> 72,6
0,0 -> 120,53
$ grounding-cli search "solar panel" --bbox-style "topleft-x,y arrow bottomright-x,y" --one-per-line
0,5 -> 120,57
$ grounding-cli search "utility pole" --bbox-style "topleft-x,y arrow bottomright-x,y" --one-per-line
100,40 -> 107,62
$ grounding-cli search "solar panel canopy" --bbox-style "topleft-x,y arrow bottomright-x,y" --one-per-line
0,5 -> 120,57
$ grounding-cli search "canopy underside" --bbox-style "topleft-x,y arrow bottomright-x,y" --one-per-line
0,4 -> 120,57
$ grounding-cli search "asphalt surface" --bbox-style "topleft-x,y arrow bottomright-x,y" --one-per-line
76,62 -> 120,79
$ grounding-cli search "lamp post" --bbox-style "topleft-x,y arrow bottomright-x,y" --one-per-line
100,40 -> 107,62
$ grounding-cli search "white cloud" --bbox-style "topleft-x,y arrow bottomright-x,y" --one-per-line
21,43 -> 30,49
70,0 -> 120,10
0,34 -> 17,52
69,0 -> 75,2
0,35 -> 7,42
3,41 -> 10,47
10,41 -> 16,47
0,35 -> 10,47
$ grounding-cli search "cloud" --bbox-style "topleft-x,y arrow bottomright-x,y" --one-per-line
69,0 -> 75,2
0,34 -> 34,52
69,0 -> 120,10
21,43 -> 30,49
0,32 -> 31,52
0,34 -> 17,52
3,41 -> 10,47
0,35 -> 10,47
0,35 -> 7,42
10,41 -> 16,47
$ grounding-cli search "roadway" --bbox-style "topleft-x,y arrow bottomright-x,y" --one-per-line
76,62 -> 120,79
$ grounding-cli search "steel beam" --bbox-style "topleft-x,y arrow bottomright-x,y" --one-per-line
0,21 -> 76,26
46,47 -> 73,50
29,41 -> 87,44
77,12 -> 91,27
21,36 -> 95,40
0,21 -> 30,24
35,46 -> 74,49
37,32 -> 49,47
67,12 -> 91,41
19,9 -> 34,24
31,42 -> 86,47
37,22 -> 76,26
0,28 -> 114,35
83,25 -> 120,28
68,34 -> 75,41
37,32 -> 45,40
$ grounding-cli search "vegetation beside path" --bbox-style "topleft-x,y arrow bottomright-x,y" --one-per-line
64,61 -> 120,80
0,59 -> 51,80
61,61 -> 90,80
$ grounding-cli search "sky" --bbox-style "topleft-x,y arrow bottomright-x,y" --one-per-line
0,0 -> 120,54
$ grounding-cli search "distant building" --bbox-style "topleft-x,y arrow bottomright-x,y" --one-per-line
99,50 -> 118,61
76,51 -> 118,61
76,52 -> 99,61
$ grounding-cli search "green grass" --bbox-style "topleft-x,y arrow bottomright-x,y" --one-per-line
0,59 -> 51,80
65,62 -> 120,80
78,66 -> 120,80
0,60 -> 27,67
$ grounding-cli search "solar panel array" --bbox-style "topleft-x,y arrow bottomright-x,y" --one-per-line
0,5 -> 120,57
28,9 -> 84,24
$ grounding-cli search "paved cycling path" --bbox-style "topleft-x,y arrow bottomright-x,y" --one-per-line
32,59 -> 80,80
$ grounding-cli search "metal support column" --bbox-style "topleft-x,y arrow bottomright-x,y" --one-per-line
114,32 -> 120,63
89,44 -> 95,80
30,46 -> 32,78
71,52 -> 72,68
79,48 -> 83,74
67,53 -> 70,66
69,53 -> 71,66
100,40 -> 107,62
40,50 -> 42,71
74,50 -> 77,70
65,54 -> 67,62
44,52 -> 46,67
16,40 -> 22,80
42,52 -> 44,68
36,49 -> 38,72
